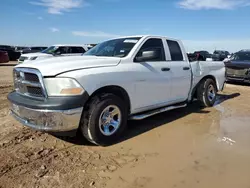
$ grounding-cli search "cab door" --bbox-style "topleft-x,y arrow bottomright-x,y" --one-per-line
164,39 -> 192,103
133,38 -> 172,112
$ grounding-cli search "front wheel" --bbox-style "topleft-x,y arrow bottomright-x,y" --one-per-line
80,93 -> 128,146
197,78 -> 217,107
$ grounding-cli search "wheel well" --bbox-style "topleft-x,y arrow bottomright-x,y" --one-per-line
89,86 -> 131,113
192,75 -> 217,99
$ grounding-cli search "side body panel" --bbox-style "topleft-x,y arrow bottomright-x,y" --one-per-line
59,61 -> 171,114
189,61 -> 226,100
60,36 -> 190,114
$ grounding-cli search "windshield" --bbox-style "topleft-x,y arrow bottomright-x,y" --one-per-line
231,52 -> 250,61
42,46 -> 59,54
84,37 -> 141,57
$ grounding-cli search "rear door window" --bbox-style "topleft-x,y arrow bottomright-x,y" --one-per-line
166,40 -> 184,61
57,47 -> 69,54
70,47 -> 86,53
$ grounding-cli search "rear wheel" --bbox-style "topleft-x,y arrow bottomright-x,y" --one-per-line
197,78 -> 217,107
80,93 -> 128,146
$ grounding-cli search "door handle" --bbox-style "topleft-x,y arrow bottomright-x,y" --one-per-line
183,67 -> 190,70
161,67 -> 170,71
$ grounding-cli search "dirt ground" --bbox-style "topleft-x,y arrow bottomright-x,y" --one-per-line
1,62 -> 250,188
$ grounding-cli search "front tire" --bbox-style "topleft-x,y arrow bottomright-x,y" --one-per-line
197,78 -> 217,107
80,93 -> 128,146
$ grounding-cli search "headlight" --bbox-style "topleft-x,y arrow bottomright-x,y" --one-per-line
44,78 -> 84,96
29,56 -> 38,60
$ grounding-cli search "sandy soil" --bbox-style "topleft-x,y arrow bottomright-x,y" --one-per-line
1,63 -> 250,188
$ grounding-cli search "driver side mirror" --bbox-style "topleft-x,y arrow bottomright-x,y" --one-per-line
135,49 -> 160,62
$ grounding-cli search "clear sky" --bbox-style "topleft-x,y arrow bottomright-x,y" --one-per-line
1,0 -> 250,52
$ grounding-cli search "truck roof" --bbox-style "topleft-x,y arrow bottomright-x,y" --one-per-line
113,35 -> 180,41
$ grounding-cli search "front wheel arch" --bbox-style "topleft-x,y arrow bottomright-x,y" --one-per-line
88,85 -> 131,114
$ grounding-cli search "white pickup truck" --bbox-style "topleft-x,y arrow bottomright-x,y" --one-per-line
8,35 -> 225,145
18,44 -> 89,64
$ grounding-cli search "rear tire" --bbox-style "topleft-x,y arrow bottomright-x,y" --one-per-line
197,78 -> 217,107
80,93 -> 128,146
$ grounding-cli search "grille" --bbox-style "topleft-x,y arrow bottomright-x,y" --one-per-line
24,73 -> 39,82
13,68 -> 46,98
26,86 -> 43,96
226,68 -> 248,77
19,56 -> 28,61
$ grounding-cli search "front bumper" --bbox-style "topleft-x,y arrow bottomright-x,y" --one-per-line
8,91 -> 89,132
226,76 -> 250,83
10,103 -> 83,132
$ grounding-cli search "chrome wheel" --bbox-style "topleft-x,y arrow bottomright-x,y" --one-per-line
99,105 -> 121,136
207,84 -> 216,102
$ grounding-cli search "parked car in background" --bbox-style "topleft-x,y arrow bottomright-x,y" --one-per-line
18,44 -> 88,64
187,53 -> 206,61
0,45 -> 20,60
8,35 -> 225,146
194,51 -> 212,60
187,53 -> 197,62
13,46 -> 27,59
212,50 -> 230,61
14,46 -> 27,53
239,49 -> 250,53
225,50 -> 250,83
0,50 -> 9,63
21,46 -> 48,54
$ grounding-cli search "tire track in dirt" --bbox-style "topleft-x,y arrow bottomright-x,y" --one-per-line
0,114 -> 145,188
0,134 -> 144,188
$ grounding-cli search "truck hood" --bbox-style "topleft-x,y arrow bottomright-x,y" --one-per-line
21,52 -> 52,58
15,55 -> 121,76
225,60 -> 250,69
